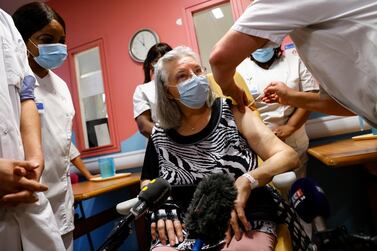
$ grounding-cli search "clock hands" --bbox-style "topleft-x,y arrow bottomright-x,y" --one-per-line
130,29 -> 158,62
137,34 -> 147,49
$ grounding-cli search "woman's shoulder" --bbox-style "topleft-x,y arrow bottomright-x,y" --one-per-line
47,70 -> 65,82
49,71 -> 72,95
36,71 -> 69,90
134,80 -> 155,96
280,51 -> 301,66
139,80 -> 155,90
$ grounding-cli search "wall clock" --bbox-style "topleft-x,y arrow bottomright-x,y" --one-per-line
129,29 -> 159,63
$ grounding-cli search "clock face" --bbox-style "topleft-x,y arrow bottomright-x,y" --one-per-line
129,29 -> 159,62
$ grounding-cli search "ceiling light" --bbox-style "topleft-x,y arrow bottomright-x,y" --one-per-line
211,8 -> 224,19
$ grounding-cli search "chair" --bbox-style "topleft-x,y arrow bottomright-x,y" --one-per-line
206,72 -> 257,111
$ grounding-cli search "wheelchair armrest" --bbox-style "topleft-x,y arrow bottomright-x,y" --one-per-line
116,197 -> 138,215
272,171 -> 297,200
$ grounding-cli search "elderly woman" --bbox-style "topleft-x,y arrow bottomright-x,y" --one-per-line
141,46 -> 309,251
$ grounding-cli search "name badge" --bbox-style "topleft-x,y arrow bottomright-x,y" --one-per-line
36,102 -> 45,114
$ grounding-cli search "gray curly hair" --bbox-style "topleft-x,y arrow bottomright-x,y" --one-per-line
154,46 -> 215,129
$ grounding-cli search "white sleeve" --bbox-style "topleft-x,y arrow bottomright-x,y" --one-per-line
232,0 -> 332,45
6,12 -> 32,76
69,142 -> 80,161
0,10 -> 29,89
298,58 -> 319,92
133,84 -> 151,119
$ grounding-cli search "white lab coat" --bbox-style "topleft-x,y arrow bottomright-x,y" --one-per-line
35,70 -> 80,237
233,0 -> 377,127
0,9 -> 65,250
133,80 -> 158,122
237,53 -> 318,176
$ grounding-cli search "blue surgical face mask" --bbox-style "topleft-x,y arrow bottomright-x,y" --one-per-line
176,75 -> 209,109
252,47 -> 275,63
31,41 -> 68,69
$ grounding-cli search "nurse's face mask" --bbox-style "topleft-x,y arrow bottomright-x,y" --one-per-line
252,47 -> 275,63
29,39 -> 68,69
167,60 -> 209,109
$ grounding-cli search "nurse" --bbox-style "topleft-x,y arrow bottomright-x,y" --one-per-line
210,0 -> 377,127
0,8 -> 65,250
13,2 -> 93,250
237,45 -> 318,177
133,43 -> 172,138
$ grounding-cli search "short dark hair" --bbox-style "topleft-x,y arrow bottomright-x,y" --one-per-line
143,42 -> 172,83
12,2 -> 66,42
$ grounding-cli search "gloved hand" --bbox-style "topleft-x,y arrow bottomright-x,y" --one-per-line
20,75 -> 36,101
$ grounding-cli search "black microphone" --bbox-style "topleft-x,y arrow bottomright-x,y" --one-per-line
289,178 -> 330,225
98,177 -> 171,251
130,178 -> 172,218
290,179 -> 377,250
184,173 -> 237,251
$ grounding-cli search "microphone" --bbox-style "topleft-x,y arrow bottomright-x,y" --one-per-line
184,173 -> 237,251
289,178 -> 330,226
130,178 -> 171,219
98,178 -> 171,251
290,179 -> 377,250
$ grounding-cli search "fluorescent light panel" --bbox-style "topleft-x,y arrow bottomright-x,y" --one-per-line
211,8 -> 224,19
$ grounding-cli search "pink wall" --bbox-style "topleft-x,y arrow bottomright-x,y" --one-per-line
49,0 -> 250,154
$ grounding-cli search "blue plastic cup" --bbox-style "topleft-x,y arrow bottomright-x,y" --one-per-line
358,116 -> 365,131
98,157 -> 115,178
372,127 -> 377,135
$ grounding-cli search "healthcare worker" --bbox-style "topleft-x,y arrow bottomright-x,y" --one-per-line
133,42 -> 172,138
0,8 -> 65,250
237,45 -> 318,178
13,2 -> 94,250
210,0 -> 377,127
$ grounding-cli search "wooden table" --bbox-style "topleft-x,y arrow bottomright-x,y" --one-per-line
72,173 -> 147,251
307,138 -> 377,167
73,173 -> 141,201
307,138 -> 377,231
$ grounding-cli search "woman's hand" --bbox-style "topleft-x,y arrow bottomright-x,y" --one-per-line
0,159 -> 47,206
0,159 -> 47,196
262,81 -> 294,105
223,83 -> 248,113
226,175 -> 252,245
273,124 -> 296,140
151,218 -> 184,246
89,174 -> 101,181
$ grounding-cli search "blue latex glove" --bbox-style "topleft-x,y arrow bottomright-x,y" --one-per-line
20,75 -> 36,101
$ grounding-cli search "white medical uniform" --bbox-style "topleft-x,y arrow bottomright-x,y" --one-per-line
0,9 -> 65,250
133,80 -> 157,122
237,53 -> 318,176
35,70 -> 79,250
233,0 -> 377,127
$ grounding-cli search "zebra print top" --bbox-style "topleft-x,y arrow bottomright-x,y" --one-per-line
141,98 -> 258,185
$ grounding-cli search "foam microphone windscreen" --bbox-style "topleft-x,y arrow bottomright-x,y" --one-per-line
289,178 -> 330,223
138,177 -> 171,210
184,173 -> 237,245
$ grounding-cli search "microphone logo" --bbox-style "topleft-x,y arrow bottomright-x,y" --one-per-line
135,203 -> 145,212
291,188 -> 306,208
